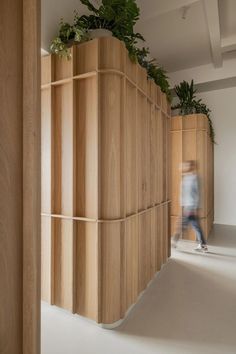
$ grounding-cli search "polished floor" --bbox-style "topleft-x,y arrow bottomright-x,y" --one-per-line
41,224 -> 236,354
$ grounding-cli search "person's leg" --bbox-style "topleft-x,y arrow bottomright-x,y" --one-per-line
189,215 -> 207,246
172,215 -> 188,246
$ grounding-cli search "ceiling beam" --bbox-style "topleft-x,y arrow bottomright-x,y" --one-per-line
203,0 -> 222,68
221,35 -> 236,53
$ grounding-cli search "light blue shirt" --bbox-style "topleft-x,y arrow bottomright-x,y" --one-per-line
180,174 -> 199,209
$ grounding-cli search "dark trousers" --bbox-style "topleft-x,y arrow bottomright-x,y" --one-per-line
174,212 -> 206,245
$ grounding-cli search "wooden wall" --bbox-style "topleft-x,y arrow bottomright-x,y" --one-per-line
0,0 -> 41,353
170,114 -> 214,241
41,37 -> 171,324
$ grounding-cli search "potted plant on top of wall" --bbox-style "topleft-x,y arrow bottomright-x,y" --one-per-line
172,80 -> 215,143
50,0 -> 145,59
50,0 -> 172,101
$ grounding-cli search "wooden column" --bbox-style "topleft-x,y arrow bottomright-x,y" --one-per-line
0,0 -> 41,353
41,37 -> 171,325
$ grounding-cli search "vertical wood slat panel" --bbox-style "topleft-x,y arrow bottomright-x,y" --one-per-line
100,223 -> 121,324
0,0 -> 40,351
99,73 -> 122,219
158,110 -> 163,203
123,217 -> 138,314
146,101 -> 152,208
137,92 -> 147,211
41,87 -> 53,304
41,217 -> 53,303
52,82 -> 75,310
75,77 -> 98,219
150,106 -> 156,205
41,88 -> 52,213
54,219 -> 74,311
138,213 -> 151,293
76,222 -> 98,321
125,80 -> 137,216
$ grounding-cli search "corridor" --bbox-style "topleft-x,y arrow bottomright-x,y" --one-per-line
42,224 -> 236,354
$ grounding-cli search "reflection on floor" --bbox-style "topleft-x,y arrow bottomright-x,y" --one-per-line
41,224 -> 236,354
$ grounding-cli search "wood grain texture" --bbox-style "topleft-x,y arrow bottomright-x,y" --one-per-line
137,64 -> 147,93
52,83 -> 74,215
54,219 -> 75,311
150,106 -> 157,205
41,55 -> 51,84
41,217 -> 54,303
100,222 -> 121,324
0,0 -> 40,353
122,217 -> 138,315
75,77 -> 98,218
41,37 -> 170,325
76,222 -> 98,320
41,88 -> 52,213
76,39 -> 98,75
125,81 -> 137,215
99,37 -> 125,71
137,91 -> 147,211
125,51 -> 137,83
99,73 -> 122,219
53,48 -> 74,82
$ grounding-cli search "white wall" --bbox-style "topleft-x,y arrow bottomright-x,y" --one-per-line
196,87 -> 236,225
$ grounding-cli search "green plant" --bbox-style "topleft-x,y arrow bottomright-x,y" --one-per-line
50,17 -> 88,58
139,56 -> 171,101
78,0 -> 145,58
172,80 -> 215,143
50,0 -> 172,100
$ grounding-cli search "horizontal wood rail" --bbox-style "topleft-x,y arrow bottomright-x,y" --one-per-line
41,200 -> 171,224
41,68 -> 171,116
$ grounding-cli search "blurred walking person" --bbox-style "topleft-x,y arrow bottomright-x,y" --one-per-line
172,160 -> 208,252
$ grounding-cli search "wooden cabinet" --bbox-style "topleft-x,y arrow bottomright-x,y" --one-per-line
41,37 -> 171,324
170,114 -> 214,241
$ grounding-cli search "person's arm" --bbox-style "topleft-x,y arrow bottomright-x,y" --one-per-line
192,175 -> 200,210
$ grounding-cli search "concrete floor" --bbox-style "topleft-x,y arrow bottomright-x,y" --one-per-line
41,224 -> 236,354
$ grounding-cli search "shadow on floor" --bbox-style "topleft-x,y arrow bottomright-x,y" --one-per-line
116,258 -> 236,348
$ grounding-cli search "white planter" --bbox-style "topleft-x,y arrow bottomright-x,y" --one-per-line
89,28 -> 113,39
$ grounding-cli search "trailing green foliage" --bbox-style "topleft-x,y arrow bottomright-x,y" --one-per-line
172,80 -> 215,143
50,0 -> 171,99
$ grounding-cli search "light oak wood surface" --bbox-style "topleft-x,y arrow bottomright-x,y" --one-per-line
0,0 -> 40,353
41,37 -> 171,324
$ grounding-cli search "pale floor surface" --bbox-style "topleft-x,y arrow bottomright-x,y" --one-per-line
41,224 -> 236,354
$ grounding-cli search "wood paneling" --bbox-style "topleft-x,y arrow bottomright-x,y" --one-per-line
76,40 -> 98,74
99,73 -> 123,219
100,222 -> 121,324
125,80 -> 137,215
41,37 -> 170,325
0,0 -> 40,352
99,37 -> 125,71
76,222 -> 98,320
41,217 -> 53,303
53,48 -> 74,82
54,219 -> 75,311
137,91 -> 147,211
75,77 -> 98,218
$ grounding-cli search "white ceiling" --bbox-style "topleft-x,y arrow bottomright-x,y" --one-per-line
41,0 -> 236,72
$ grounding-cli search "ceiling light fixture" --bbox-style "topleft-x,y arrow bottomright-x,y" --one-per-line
181,6 -> 190,20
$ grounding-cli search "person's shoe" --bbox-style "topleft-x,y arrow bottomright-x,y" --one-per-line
194,244 -> 208,252
194,244 -> 203,251
202,245 -> 208,253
